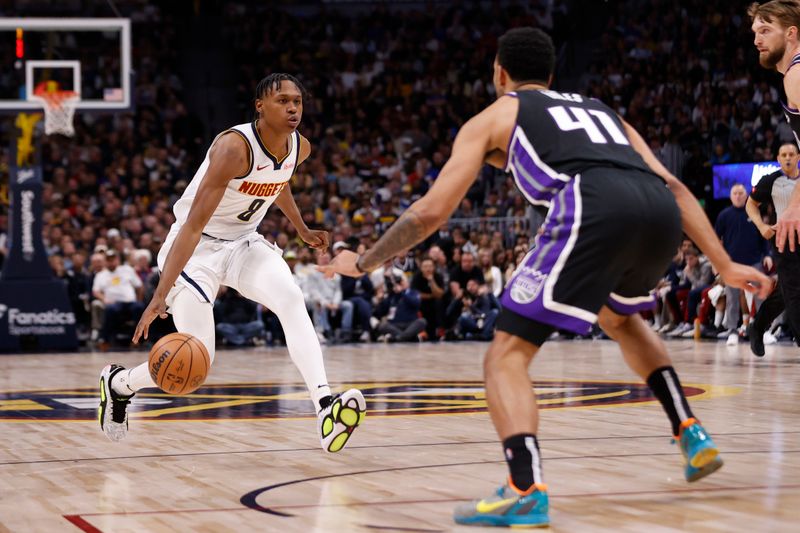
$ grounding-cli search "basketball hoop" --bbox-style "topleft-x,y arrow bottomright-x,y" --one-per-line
30,83 -> 79,137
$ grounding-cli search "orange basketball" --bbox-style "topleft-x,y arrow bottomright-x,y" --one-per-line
148,332 -> 210,395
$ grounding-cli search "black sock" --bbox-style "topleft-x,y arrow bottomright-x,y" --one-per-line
318,395 -> 333,411
503,434 -> 542,492
646,366 -> 695,436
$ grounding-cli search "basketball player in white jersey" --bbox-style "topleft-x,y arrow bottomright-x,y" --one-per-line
750,1 -> 800,251
98,74 -> 366,453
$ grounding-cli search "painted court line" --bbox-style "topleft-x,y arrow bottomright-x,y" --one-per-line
63,483 -> 800,533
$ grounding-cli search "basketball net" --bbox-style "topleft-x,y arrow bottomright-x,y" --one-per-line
30,81 -> 78,137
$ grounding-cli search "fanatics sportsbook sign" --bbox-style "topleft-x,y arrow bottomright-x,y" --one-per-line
0,122 -> 77,351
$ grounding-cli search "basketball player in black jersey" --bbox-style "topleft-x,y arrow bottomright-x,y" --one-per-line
750,1 -> 800,252
320,28 -> 771,527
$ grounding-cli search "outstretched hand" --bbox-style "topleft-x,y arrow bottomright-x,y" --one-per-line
317,250 -> 362,278
132,295 -> 168,344
719,262 -> 772,300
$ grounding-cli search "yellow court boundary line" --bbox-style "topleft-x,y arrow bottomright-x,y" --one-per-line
0,381 -> 741,423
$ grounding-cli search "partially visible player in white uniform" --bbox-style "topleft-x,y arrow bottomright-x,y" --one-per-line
97,74 -> 366,453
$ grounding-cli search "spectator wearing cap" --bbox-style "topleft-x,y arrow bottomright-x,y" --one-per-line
106,228 -> 122,250
283,248 -> 299,273
91,249 -> 145,347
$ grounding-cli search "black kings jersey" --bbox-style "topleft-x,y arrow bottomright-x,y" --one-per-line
783,53 -> 800,146
505,89 -> 658,205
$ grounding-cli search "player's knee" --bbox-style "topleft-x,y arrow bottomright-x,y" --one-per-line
483,344 -> 500,375
284,283 -> 305,306
265,283 -> 306,315
483,332 -> 536,373
597,308 -> 630,336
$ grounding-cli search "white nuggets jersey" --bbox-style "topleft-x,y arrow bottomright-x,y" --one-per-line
173,121 -> 300,240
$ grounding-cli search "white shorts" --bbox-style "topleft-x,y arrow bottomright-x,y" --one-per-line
157,229 -> 286,305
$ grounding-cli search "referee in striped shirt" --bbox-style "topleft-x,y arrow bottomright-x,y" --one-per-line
746,142 -> 800,355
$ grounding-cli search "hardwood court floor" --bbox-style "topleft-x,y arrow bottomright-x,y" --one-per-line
0,339 -> 798,532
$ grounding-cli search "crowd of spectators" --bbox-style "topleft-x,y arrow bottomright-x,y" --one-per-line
0,1 -> 796,349
582,0 -> 792,205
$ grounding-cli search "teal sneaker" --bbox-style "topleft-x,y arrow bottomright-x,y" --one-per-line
453,479 -> 549,528
676,418 -> 723,482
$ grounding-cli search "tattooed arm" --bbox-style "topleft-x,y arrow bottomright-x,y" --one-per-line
319,98 -> 516,278
357,210 -> 427,272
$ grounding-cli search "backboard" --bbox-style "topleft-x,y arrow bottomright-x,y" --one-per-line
0,18 -> 131,112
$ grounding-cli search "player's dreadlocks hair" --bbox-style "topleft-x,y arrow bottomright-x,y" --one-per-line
254,73 -> 308,120
497,27 -> 555,86
255,73 -> 308,100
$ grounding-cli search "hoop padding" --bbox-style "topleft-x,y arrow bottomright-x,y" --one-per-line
29,93 -> 79,137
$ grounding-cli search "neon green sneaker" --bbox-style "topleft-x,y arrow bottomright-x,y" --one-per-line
318,389 -> 365,453
98,364 -> 134,442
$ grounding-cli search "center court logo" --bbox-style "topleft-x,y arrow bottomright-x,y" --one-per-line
0,380 -> 733,422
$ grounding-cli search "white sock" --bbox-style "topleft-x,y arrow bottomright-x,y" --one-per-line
313,385 -> 333,414
112,364 -> 154,396
112,288 -> 215,395
713,309 -> 723,328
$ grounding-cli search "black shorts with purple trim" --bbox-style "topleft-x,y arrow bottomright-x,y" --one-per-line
498,168 -> 682,346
